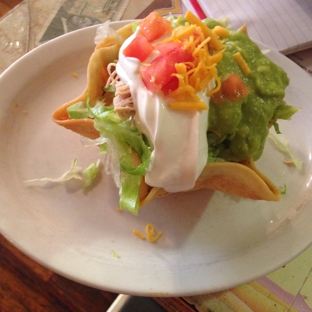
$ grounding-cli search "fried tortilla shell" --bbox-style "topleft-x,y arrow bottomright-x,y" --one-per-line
141,159 -> 281,207
52,22 -> 281,207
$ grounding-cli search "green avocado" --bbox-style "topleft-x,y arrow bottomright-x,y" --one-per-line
205,21 -> 295,162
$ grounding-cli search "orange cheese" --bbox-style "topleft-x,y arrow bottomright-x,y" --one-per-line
185,10 -> 224,51
233,52 -> 251,75
213,25 -> 230,38
162,11 -> 224,109
145,224 -> 162,243
133,229 -> 146,240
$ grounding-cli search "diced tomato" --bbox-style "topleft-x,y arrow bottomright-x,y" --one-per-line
140,47 -> 193,92
141,57 -> 171,93
123,36 -> 155,62
161,77 -> 179,95
139,12 -> 173,42
211,72 -> 250,104
154,42 -> 183,56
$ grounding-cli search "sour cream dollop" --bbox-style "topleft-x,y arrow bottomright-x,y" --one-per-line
116,32 -> 209,192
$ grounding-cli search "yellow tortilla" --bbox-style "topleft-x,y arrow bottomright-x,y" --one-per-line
52,22 -> 281,205
141,159 -> 280,207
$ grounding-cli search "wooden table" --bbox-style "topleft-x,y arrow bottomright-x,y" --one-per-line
0,0 -> 22,17
1,234 -> 120,311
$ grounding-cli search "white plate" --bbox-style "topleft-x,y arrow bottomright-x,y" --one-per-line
1,21 -> 312,296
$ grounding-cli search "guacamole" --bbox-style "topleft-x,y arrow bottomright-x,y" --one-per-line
205,21 -> 295,162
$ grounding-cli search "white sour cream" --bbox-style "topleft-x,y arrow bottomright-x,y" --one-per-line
116,32 -> 209,192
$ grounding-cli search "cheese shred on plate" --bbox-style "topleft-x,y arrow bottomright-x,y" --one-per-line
132,224 -> 163,243
145,223 -> 162,243
133,229 -> 145,240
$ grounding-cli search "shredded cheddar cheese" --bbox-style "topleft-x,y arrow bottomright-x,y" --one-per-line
145,224 -> 162,243
184,11 -> 224,51
209,50 -> 224,65
233,52 -> 251,75
139,187 -> 163,207
133,229 -> 146,240
72,72 -> 79,78
207,70 -> 221,96
132,223 -> 163,243
213,25 -> 230,38
174,23 -> 197,40
283,159 -> 295,166
161,11 -> 224,110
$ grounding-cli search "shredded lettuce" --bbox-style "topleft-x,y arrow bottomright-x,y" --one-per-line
67,101 -> 91,119
273,103 -> 300,120
94,20 -> 111,44
132,22 -> 139,32
281,183 -> 287,195
204,17 -> 229,29
167,15 -> 188,28
24,159 -> 83,183
268,133 -> 303,171
111,250 -> 120,258
24,159 -> 101,191
80,136 -> 107,148
94,109 -> 151,175
119,171 -> 141,215
82,159 -> 101,191
271,121 -> 282,134
67,98 -> 113,119
102,85 -> 116,97
93,108 -> 151,215
94,20 -> 124,45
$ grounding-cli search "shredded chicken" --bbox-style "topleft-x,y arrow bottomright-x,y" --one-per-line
105,63 -> 135,119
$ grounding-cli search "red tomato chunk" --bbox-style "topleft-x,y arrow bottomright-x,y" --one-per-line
139,12 -> 173,42
161,77 -> 180,95
141,47 -> 193,93
212,72 -> 250,104
123,36 -> 155,62
154,42 -> 183,56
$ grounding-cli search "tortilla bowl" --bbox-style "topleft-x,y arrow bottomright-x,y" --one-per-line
52,21 -> 281,206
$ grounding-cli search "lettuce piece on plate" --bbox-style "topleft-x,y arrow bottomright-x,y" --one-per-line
268,133 -> 303,171
82,159 -> 101,191
24,159 -> 101,190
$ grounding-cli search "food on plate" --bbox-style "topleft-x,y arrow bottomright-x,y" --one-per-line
52,11 -> 298,215
133,224 -> 163,242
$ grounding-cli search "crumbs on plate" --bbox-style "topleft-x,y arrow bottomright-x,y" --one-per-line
111,250 -> 120,258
